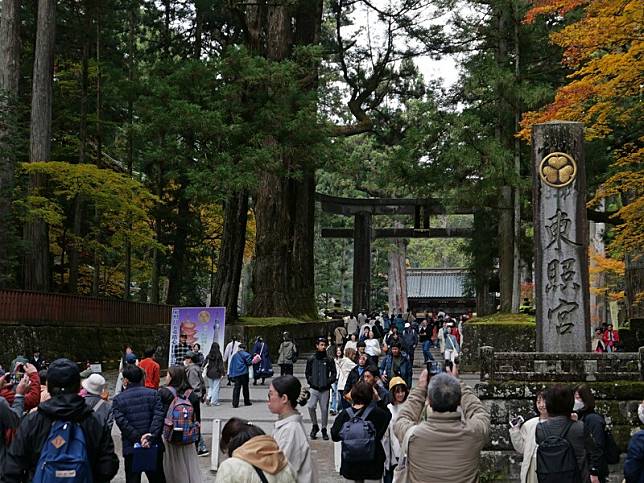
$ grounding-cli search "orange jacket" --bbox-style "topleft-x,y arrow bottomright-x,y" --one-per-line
139,357 -> 160,390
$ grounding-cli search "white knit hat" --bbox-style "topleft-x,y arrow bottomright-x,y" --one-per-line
82,373 -> 106,396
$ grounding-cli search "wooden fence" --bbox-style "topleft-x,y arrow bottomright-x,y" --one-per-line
0,289 -> 171,326
479,346 -> 644,382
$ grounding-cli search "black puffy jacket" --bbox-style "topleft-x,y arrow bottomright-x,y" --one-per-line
305,352 -> 337,391
2,393 -> 119,483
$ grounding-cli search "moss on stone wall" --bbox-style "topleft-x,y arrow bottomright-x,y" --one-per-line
461,314 -> 536,371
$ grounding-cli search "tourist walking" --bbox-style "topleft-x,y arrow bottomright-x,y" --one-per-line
3,359 -> 119,482
269,375 -> 319,483
535,384 -> 595,483
394,365 -> 490,482
223,336 -> 241,385
343,353 -> 368,409
113,365 -> 166,483
217,418 -> 296,483
203,342 -> 225,406
331,380 -> 391,482
277,331 -> 297,376
229,343 -> 253,407
140,347 -> 161,390
509,390 -> 548,483
115,344 -> 134,395
305,337 -> 337,440
400,323 -> 418,365
344,332 -> 358,352
159,366 -> 203,483
252,336 -> 274,385
184,351 -> 209,456
334,324 -> 348,346
574,384 -> 610,482
444,323 -> 461,362
330,345 -> 344,415
335,347 -> 356,414
345,313 -> 359,336
364,329 -> 382,365
380,342 -> 412,387
382,377 -> 410,483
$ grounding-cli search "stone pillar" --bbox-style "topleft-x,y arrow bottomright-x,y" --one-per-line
352,211 -> 372,314
532,122 -> 590,352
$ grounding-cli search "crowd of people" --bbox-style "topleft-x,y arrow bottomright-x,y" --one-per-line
0,307 -> 641,483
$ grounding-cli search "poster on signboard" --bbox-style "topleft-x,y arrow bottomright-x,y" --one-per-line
169,307 -> 225,366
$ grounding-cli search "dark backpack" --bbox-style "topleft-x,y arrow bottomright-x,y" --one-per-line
163,387 -> 200,445
339,404 -> 376,463
603,426 -> 620,465
32,420 -> 92,483
537,421 -> 582,483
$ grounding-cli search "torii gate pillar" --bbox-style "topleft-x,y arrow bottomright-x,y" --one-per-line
353,212 -> 372,314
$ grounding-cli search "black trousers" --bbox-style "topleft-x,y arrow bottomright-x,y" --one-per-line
232,373 -> 250,407
280,364 -> 293,376
124,450 -> 165,483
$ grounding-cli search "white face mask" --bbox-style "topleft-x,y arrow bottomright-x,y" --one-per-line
573,400 -> 585,411
638,404 -> 644,425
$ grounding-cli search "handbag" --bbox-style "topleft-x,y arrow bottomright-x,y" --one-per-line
393,425 -> 417,483
132,444 -> 159,473
252,354 -> 261,365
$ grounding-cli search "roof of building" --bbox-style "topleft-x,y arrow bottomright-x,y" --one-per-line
406,268 -> 474,299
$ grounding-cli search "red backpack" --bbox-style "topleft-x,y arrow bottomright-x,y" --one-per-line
163,387 -> 200,445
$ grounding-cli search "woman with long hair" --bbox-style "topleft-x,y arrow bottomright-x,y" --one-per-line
268,376 -> 318,483
574,384 -> 610,483
203,342 -> 225,406
158,366 -> 202,483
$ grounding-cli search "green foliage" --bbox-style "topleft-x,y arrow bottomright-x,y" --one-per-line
468,312 -> 536,325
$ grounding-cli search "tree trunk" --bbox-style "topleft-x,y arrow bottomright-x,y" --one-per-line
248,1 -> 321,318
511,3 -> 521,313
498,186 -> 514,312
212,191 -> 248,320
388,237 -> 408,315
69,14 -> 90,294
24,0 -> 56,291
625,253 -> 644,322
166,184 -> 190,305
0,0 -> 21,287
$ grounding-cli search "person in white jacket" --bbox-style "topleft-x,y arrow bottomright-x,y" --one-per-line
382,376 -> 410,483
335,348 -> 357,411
222,337 -> 241,385
509,391 -> 548,483
268,376 -> 319,483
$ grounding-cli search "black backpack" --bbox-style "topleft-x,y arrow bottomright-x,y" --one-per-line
536,421 -> 582,483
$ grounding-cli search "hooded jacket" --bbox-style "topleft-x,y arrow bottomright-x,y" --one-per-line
2,393 -> 119,483
273,412 -> 318,483
277,340 -> 296,365
215,435 -> 296,483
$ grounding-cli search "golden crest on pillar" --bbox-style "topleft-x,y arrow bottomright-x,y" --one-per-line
539,152 -> 577,188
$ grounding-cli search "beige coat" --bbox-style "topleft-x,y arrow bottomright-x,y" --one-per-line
215,436 -> 296,483
510,416 -> 541,483
394,382 -> 490,483
272,412 -> 318,483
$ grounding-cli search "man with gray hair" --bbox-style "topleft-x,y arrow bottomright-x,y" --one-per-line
394,364 -> 489,482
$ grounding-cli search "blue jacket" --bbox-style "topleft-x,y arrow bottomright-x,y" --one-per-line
112,383 -> 164,455
380,353 -> 412,387
229,350 -> 252,377
625,429 -> 644,483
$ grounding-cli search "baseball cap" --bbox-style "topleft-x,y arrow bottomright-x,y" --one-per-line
388,376 -> 407,390
47,358 -> 81,391
125,353 -> 138,364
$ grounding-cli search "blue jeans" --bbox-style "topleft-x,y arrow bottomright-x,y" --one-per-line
423,340 -> 435,362
207,377 -> 221,404
330,382 -> 338,412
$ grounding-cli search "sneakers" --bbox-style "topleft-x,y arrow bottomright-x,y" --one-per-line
244,402 -> 253,406
321,428 -> 329,441
329,410 -> 337,416
198,449 -> 210,457
213,401 -> 221,406
310,424 -> 319,440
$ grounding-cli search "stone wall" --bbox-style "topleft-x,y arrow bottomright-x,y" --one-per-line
0,323 -> 169,370
0,318 -> 342,371
461,315 -> 536,372
476,380 -> 644,482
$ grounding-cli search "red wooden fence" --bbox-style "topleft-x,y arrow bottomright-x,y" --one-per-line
0,289 -> 171,326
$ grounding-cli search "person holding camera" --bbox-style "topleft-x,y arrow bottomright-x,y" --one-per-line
0,372 -> 31,462
394,363 -> 490,482
0,362 -> 41,413
509,390 -> 548,483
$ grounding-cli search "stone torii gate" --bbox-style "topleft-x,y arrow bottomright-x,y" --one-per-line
317,193 -> 473,313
